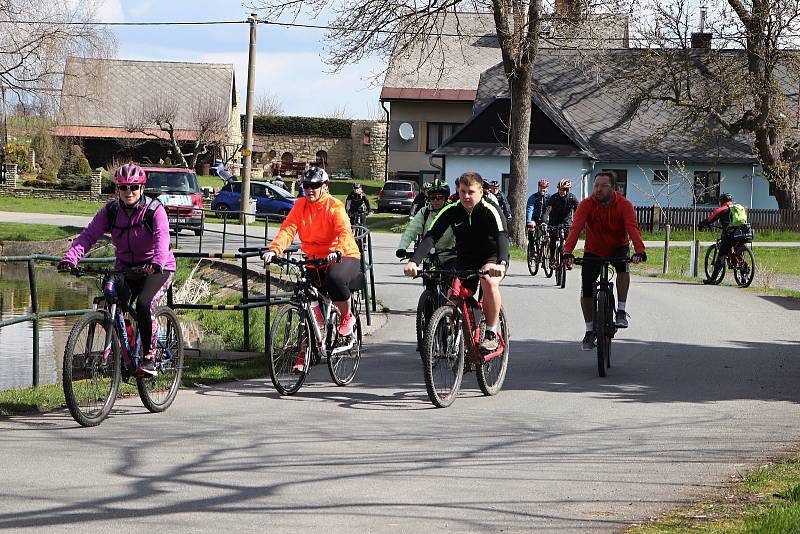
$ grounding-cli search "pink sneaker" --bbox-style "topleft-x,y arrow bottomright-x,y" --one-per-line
337,312 -> 356,336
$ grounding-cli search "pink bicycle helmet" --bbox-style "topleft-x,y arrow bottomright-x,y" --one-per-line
538,179 -> 550,187
114,163 -> 147,185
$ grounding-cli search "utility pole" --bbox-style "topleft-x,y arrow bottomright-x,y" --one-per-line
240,13 -> 258,222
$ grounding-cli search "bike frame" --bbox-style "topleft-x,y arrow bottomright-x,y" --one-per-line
447,277 -> 506,363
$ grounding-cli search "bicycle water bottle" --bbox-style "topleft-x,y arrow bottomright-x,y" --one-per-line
309,300 -> 325,342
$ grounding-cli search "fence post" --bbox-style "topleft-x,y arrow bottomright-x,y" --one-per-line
6,163 -> 17,188
652,206 -> 661,231
27,258 -> 39,387
91,168 -> 102,197
367,231 -> 377,312
242,252 -> 250,351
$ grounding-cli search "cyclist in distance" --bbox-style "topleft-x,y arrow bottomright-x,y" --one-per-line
345,182 -> 372,226
561,171 -> 646,350
541,179 -> 579,264
395,178 -> 456,267
526,179 -> 551,232
488,180 -> 512,222
698,192 -> 745,284
57,163 -> 176,377
262,167 -> 362,352
403,171 -> 509,354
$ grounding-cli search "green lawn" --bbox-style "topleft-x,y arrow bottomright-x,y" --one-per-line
0,223 -> 84,242
640,228 -> 800,242
629,245 -> 800,277
0,196 -> 102,216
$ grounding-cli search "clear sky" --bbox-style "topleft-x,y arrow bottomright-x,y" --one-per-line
96,0 -> 384,119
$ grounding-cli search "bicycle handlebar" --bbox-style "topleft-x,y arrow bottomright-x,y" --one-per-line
271,255 -> 335,268
66,265 -> 146,277
573,256 -> 634,265
415,268 -> 490,280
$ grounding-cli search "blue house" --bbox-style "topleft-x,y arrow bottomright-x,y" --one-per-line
433,49 -> 778,209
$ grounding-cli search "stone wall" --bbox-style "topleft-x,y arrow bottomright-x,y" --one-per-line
253,134 -> 352,176
351,120 -> 387,181
0,166 -> 107,202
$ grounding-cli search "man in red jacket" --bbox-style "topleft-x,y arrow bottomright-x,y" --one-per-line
562,171 -> 647,350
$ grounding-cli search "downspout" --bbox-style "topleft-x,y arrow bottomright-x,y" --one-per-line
750,163 -> 755,208
381,100 -> 390,182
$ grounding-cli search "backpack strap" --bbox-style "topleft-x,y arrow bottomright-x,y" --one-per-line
106,197 -> 162,234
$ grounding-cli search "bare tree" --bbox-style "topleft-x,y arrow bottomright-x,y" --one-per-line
0,0 -> 115,100
125,96 -> 230,168
254,90 -> 284,116
619,0 -> 800,210
323,104 -> 351,119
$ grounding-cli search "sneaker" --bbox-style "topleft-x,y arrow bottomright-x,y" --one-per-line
338,312 -> 356,337
480,330 -> 500,354
137,358 -> 157,377
615,310 -> 629,329
581,332 -> 596,351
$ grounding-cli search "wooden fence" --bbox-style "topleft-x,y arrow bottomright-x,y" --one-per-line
635,206 -> 800,231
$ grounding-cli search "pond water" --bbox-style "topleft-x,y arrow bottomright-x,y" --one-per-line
0,262 -> 204,392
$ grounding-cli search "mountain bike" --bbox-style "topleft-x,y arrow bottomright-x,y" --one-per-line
574,256 -> 632,377
266,254 -> 363,395
549,224 -> 570,289
527,224 -> 553,277
703,223 -> 755,287
349,210 -> 369,228
418,269 -> 509,408
61,266 -> 184,427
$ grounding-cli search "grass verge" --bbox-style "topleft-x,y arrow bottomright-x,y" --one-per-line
0,196 -> 102,216
627,451 -> 800,533
0,223 -> 84,242
0,358 -> 265,416
640,229 -> 800,242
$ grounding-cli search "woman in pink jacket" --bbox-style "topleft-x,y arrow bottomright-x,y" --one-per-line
58,163 -> 176,377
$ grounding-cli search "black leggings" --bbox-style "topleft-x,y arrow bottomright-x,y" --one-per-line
308,257 -> 361,302
117,271 -> 174,357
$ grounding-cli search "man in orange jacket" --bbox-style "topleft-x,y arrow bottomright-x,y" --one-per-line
262,167 -> 362,357
562,171 -> 646,350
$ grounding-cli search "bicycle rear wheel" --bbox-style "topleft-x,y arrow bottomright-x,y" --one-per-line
268,304 -> 310,395
422,306 -> 465,408
704,244 -> 725,284
63,311 -> 121,427
595,292 -> 611,378
527,236 -> 539,276
733,245 -> 755,288
328,297 -> 362,386
137,307 -> 184,413
476,307 -> 509,396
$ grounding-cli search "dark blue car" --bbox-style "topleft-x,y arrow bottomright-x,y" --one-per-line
211,180 -> 295,218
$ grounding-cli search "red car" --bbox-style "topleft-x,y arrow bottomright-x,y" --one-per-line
141,166 -> 204,236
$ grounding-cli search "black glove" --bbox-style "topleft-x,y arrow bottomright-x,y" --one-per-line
698,221 -> 709,230
144,263 -> 162,274
395,249 -> 408,259
632,252 -> 647,263
57,261 -> 73,273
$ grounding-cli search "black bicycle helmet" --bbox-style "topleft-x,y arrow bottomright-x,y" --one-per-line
302,166 -> 329,184
352,182 -> 362,189
428,178 -> 450,196
719,192 -> 733,204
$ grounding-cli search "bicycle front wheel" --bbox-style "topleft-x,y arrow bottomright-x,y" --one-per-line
527,237 -> 539,276
63,311 -> 121,427
595,292 -> 611,378
734,245 -> 755,288
541,239 -> 553,278
704,244 -> 725,284
555,243 -> 566,288
328,299 -> 362,386
415,289 -> 437,354
137,307 -> 184,413
268,304 -> 310,395
422,306 -> 465,408
476,307 -> 509,396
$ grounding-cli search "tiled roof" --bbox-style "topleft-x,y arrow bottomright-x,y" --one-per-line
59,57 -> 235,130
454,48 -> 762,163
381,12 -> 629,99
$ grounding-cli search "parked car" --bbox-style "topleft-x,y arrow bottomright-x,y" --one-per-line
376,180 -> 418,214
211,180 -> 296,218
142,166 -> 204,236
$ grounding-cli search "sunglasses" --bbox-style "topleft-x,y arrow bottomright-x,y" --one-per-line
117,184 -> 141,192
302,181 -> 324,190
428,194 -> 447,200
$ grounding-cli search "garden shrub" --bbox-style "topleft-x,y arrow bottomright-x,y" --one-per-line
5,143 -> 30,172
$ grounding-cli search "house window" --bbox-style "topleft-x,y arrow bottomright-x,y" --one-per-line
426,122 -> 460,153
501,173 -> 510,192
768,180 -> 775,197
694,170 -> 721,204
363,128 -> 371,145
601,169 -> 628,196
315,150 -> 328,168
281,152 -> 293,165
653,169 -> 668,183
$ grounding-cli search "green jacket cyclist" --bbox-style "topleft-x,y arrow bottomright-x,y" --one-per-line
395,178 -> 456,267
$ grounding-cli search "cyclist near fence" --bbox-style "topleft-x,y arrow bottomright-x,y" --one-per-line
562,171 -> 646,350
262,167 -> 362,364
699,192 -> 748,284
57,163 -> 176,377
541,179 -> 579,264
345,182 -> 372,227
404,171 -> 509,354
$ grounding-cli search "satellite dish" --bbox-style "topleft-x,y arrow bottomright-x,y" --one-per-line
398,122 -> 415,141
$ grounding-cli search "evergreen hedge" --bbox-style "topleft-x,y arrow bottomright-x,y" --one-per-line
250,116 -> 352,138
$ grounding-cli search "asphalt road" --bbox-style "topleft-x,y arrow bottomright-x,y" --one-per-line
1,216 -> 800,532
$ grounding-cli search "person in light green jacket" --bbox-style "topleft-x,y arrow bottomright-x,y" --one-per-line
395,178 -> 456,266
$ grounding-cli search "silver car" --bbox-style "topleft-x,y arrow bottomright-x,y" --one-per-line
376,180 -> 418,214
